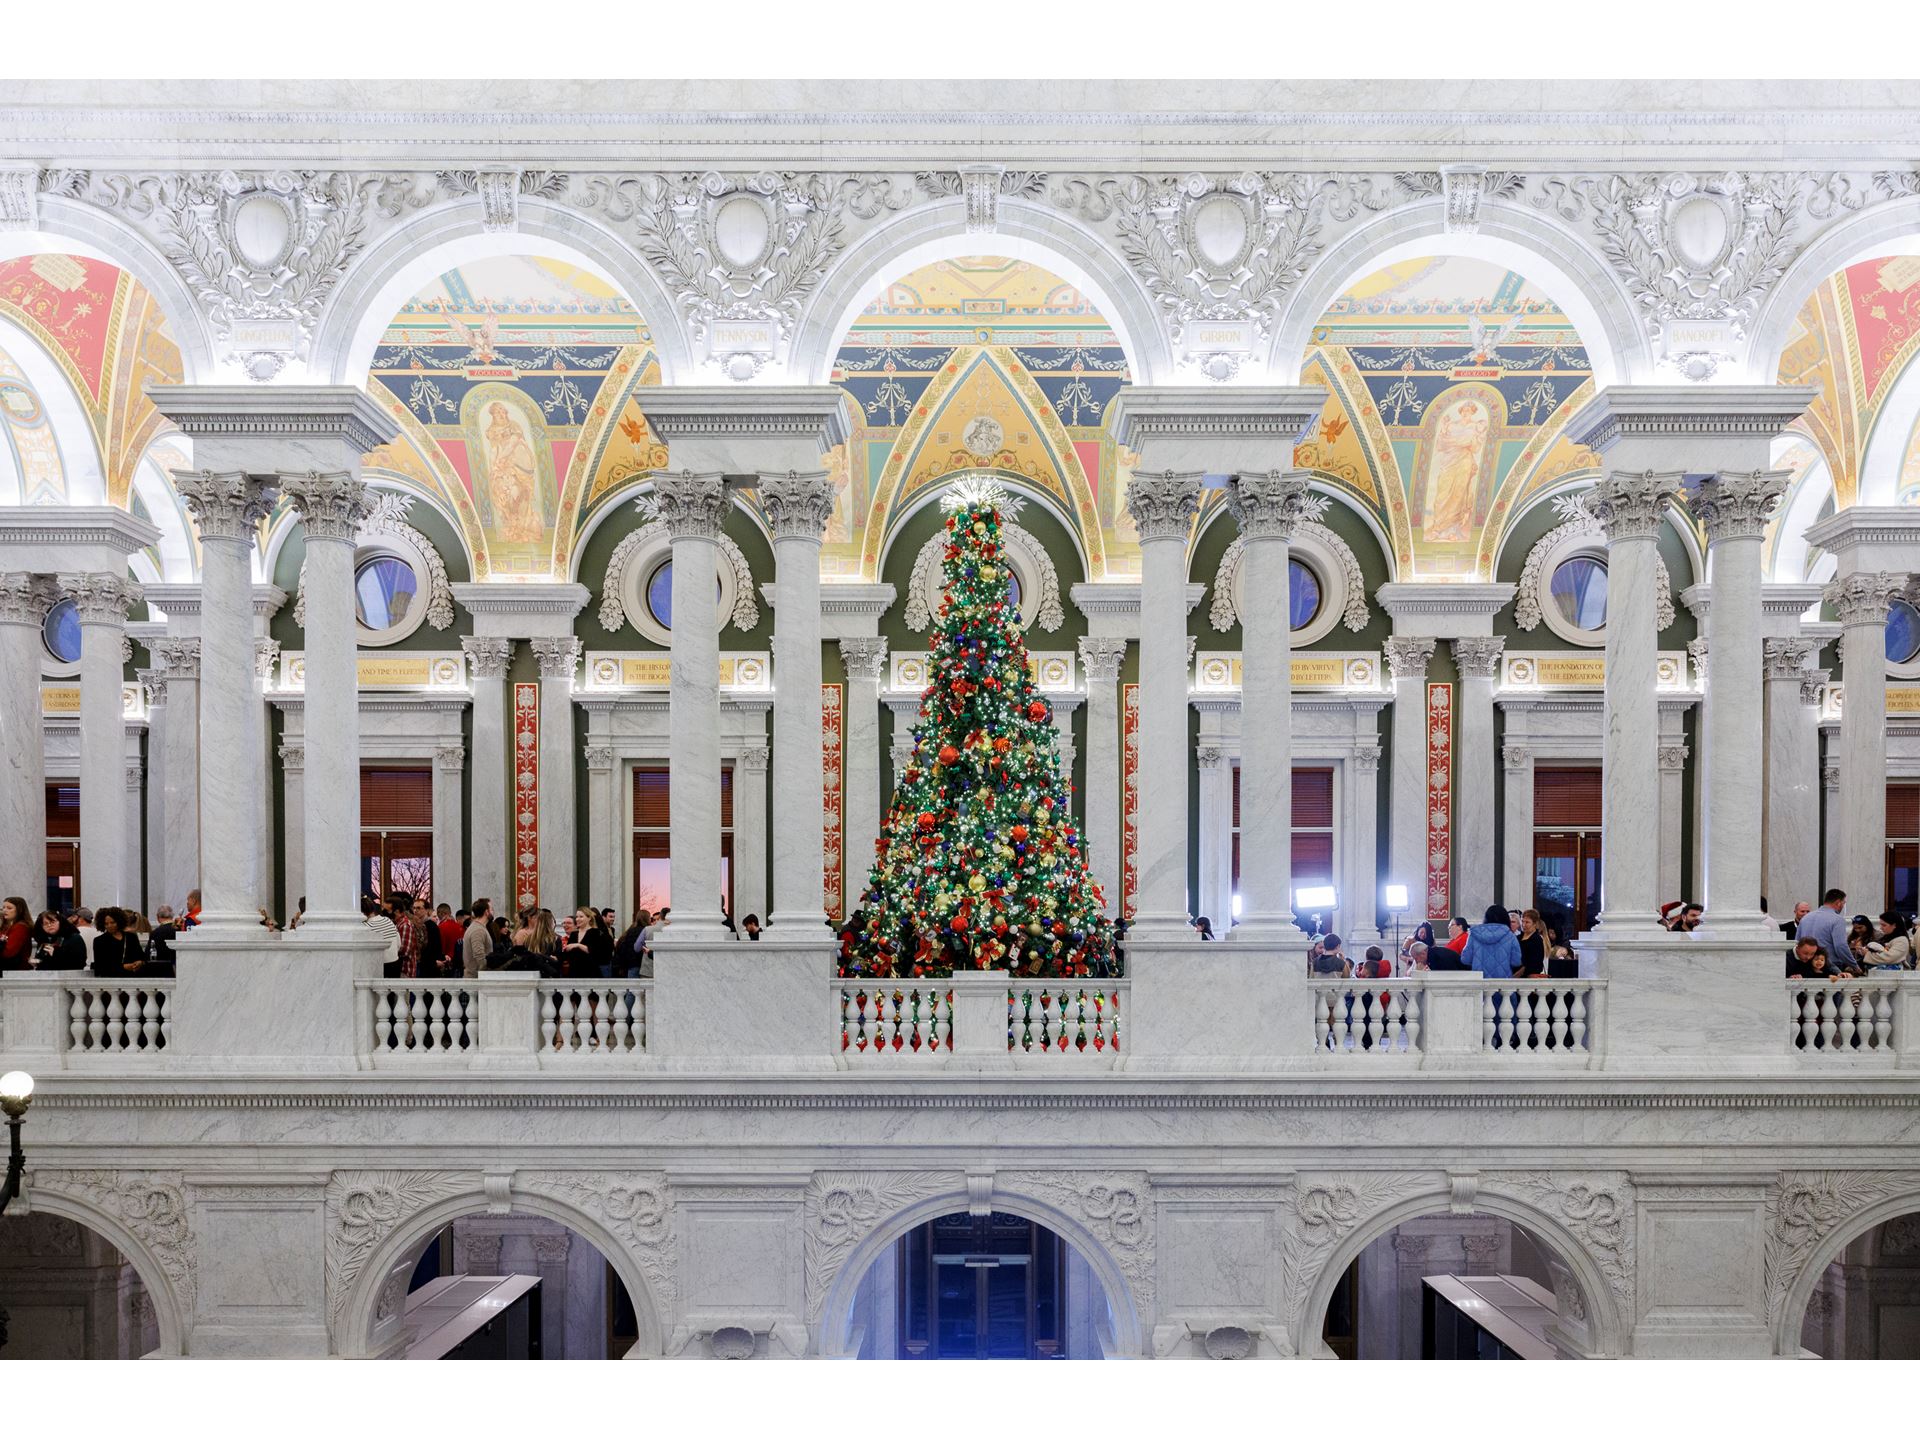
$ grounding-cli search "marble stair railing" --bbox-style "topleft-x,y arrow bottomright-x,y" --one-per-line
1786,975 -> 1916,1061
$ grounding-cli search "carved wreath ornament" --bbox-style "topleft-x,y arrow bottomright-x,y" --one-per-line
599,496 -> 758,635
1513,490 -> 1675,634
904,516 -> 1064,634
1209,520 -> 1367,633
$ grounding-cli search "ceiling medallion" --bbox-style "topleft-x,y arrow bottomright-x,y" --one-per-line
962,414 -> 1004,460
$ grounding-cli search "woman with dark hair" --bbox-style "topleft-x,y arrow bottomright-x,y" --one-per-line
1516,910 -> 1547,978
28,910 -> 86,969
1193,916 -> 1216,941
90,906 -> 148,976
1399,920 -> 1436,971
1463,904 -> 1521,979
0,896 -> 31,969
1867,911 -> 1914,969
1427,916 -> 1471,971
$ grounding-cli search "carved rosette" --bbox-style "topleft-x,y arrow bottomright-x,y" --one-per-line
804,1171 -> 961,1327
0,572 -> 58,626
36,1169 -> 198,1324
1589,470 -> 1682,544
757,470 -> 837,542
1226,471 -> 1324,542
1659,743 -> 1689,772
1382,636 -> 1436,684
176,470 -> 275,544
1765,1171 -> 1920,1334
1687,469 -> 1790,542
460,636 -> 514,681
324,1170 -> 474,1338
1124,474 -> 1200,543
652,472 -> 731,540
837,637 -> 888,685
281,471 -> 371,544
530,636 -> 581,682
1451,636 -> 1504,680
1078,635 -> 1128,684
1824,571 -> 1903,628
58,572 -> 143,627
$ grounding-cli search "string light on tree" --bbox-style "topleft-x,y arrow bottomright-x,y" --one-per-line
840,476 -> 1117,979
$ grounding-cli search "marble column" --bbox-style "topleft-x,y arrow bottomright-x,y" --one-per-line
62,572 -> 140,907
150,638 -> 201,910
1591,470 -> 1682,932
138,668 -> 165,913
279,741 -> 304,916
584,743 -> 616,916
1351,740 -> 1383,940
1450,637 -> 1502,914
1688,471 -> 1789,933
1827,572 -> 1903,911
173,473 -> 275,933
1195,744 -> 1232,930
251,633 -> 280,916
1225,471 -> 1313,940
1383,637 -> 1436,922
838,638 -> 888,899
734,744 -> 770,924
124,751 -> 144,908
1658,740 -> 1689,908
1762,641 -> 1823,914
0,575 -> 54,899
462,638 -> 513,911
1125,473 -> 1200,938
432,742 -> 466,911
655,471 -> 730,938
1077,636 -> 1127,917
761,471 -> 837,930
529,637 -> 581,917
280,474 -> 371,936
1501,742 -> 1535,915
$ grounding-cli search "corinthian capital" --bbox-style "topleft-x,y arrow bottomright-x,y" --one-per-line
461,636 -> 514,680
280,471 -> 371,544
757,470 -> 837,541
0,572 -> 58,626
1686,469 -> 1789,542
1590,470 -> 1682,544
653,471 -> 730,541
57,572 -> 143,626
1124,473 -> 1200,543
530,636 -> 582,681
1451,636 -> 1503,679
151,637 -> 200,678
1078,635 -> 1128,684
1226,470 -> 1323,542
175,470 -> 275,545
837,637 -> 888,684
1824,571 -> 1903,628
1762,637 -> 1816,680
1383,635 -> 1436,683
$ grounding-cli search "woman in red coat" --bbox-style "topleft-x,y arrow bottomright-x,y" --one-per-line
0,895 -> 31,969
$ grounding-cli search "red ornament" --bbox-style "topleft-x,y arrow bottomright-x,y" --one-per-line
917,812 -> 936,831
1027,700 -> 1048,721
938,745 -> 959,765
1010,825 -> 1029,842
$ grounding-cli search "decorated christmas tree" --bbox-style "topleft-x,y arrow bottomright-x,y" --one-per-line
840,479 -> 1117,980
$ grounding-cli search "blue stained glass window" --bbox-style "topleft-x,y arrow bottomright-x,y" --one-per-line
645,560 -> 723,632
1888,598 -> 1920,665
42,598 -> 80,663
354,556 -> 418,631
1549,556 -> 1609,630
1289,558 -> 1321,630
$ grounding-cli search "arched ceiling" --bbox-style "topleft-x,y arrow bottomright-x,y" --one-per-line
0,252 -> 183,506
828,255 -> 1132,579
1301,255 -> 1599,580
364,254 -> 665,580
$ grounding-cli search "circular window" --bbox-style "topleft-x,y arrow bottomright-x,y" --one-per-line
1288,558 -> 1322,631
1005,570 -> 1023,612
1549,556 -> 1609,631
643,559 -> 724,633
1888,598 -> 1920,666
354,555 -> 418,632
42,598 -> 81,664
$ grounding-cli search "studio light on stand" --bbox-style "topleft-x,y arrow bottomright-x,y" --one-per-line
1383,883 -> 1410,957
1293,885 -> 1338,940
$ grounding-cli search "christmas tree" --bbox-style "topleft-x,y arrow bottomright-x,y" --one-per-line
840,479 -> 1117,979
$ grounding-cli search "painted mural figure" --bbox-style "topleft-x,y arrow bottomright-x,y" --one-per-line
1422,393 -> 1492,544
480,400 -> 544,543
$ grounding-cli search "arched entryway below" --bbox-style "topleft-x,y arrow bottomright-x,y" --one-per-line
818,1187 -> 1148,1359
1793,1205 -> 1920,1359
0,1210 -> 170,1358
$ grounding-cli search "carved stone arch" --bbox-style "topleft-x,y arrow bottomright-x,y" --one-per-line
1765,1170 -> 1920,1356
791,195 -> 1173,385
1743,195 -> 1920,386
327,1170 -> 673,1359
807,1170 -> 1153,1359
903,517 -> 1064,634
1290,1171 -> 1631,1360
1267,200 -> 1649,389
29,1168 -> 196,1357
314,198 -> 694,388
15,194 -> 218,380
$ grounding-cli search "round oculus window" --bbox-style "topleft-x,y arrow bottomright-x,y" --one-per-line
1548,555 -> 1609,631
354,555 -> 419,632
42,597 -> 81,664
1288,558 -> 1322,631
1887,597 -> 1920,666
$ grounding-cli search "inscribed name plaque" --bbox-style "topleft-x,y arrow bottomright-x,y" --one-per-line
1191,652 -> 1381,693
580,652 -> 771,692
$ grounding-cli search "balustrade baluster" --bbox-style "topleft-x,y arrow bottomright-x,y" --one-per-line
431,991 -> 451,1050
86,991 -> 105,1050
1569,989 -> 1587,1051
1816,991 -> 1837,1050
67,989 -> 85,1050
1479,990 -> 1494,1052
140,991 -> 159,1050
1404,988 -> 1422,1053
159,991 -> 172,1049
541,989 -> 558,1049
1871,988 -> 1893,1051
593,988 -> 612,1049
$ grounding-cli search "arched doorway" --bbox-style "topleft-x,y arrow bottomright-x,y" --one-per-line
848,1209 -> 1110,1359
1321,1214 -> 1580,1360
0,1212 -> 161,1359
1799,1208 -> 1920,1359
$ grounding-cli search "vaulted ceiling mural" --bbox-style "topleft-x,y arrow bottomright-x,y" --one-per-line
365,254 -> 665,579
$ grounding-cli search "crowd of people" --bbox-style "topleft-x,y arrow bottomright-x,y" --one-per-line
1782,889 -> 1914,978
0,891 -> 201,977
356,892 -> 713,981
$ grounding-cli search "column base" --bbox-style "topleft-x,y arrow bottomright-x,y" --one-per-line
296,911 -> 371,941
1229,914 -> 1299,943
188,909 -> 275,940
1126,910 -> 1194,942
768,910 -> 833,934
658,913 -> 733,943
1691,911 -> 1781,944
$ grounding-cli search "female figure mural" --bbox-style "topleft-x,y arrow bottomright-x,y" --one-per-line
1421,392 -> 1493,545
481,400 -> 543,543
